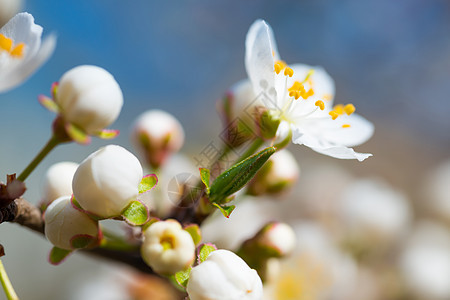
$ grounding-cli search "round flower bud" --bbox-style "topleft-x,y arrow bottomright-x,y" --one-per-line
41,161 -> 78,207
256,222 -> 296,257
44,196 -> 99,250
131,110 -> 184,169
56,65 -> 123,134
247,149 -> 300,196
141,219 -> 195,275
72,145 -> 143,218
187,249 -> 263,300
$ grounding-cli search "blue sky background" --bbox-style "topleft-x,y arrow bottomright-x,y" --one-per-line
0,1 -> 450,298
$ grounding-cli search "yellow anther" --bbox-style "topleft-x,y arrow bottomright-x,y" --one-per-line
0,34 -> 12,52
302,88 -> 314,99
344,103 -> 355,115
10,43 -> 24,57
329,111 -> 339,120
274,60 -> 286,74
333,104 -> 344,115
315,100 -> 325,110
322,94 -> 333,101
272,50 -> 275,57
289,90 -> 301,100
284,67 -> 294,77
342,124 -> 351,128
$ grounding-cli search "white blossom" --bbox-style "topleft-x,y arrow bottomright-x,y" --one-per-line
244,20 -> 373,161
141,219 -> 195,275
42,161 -> 78,206
0,12 -> 55,93
187,249 -> 263,300
44,196 -> 99,250
72,145 -> 143,218
56,65 -> 123,134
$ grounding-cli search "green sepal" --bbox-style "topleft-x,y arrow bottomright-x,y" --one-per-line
138,174 -> 158,194
212,203 -> 235,218
70,235 -> 97,249
174,267 -> 192,289
199,168 -> 210,194
49,247 -> 72,265
197,243 -> 217,264
65,123 -> 91,145
38,95 -> 59,113
121,200 -> 149,226
95,129 -> 120,140
184,224 -> 202,246
142,217 -> 160,232
209,147 -> 276,203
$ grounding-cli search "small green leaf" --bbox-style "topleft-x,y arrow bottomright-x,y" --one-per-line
65,123 -> 91,145
199,168 -> 210,194
184,224 -> 202,246
49,247 -> 72,265
138,174 -> 158,194
174,267 -> 192,289
121,201 -> 149,226
212,203 -> 235,218
70,235 -> 97,249
96,129 -> 120,140
38,95 -> 59,113
209,147 -> 276,203
197,243 -> 217,264
142,217 -> 160,232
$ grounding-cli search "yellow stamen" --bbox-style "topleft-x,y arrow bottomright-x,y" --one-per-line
289,90 -> 301,100
0,34 -> 12,52
284,67 -> 294,77
288,81 -> 302,92
342,124 -> 351,128
344,103 -> 355,115
10,43 -> 25,57
303,69 -> 315,82
329,111 -> 339,120
315,100 -> 325,110
333,104 -> 344,115
302,88 -> 314,99
274,60 -> 286,74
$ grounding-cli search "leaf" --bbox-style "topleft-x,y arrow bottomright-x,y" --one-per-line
121,200 -> 149,226
199,168 -> 210,194
38,95 -> 59,113
174,267 -> 192,289
49,247 -> 72,265
184,224 -> 202,246
96,129 -> 120,140
212,203 -> 235,218
65,123 -> 91,145
209,147 -> 276,203
70,234 -> 97,249
197,243 -> 217,264
138,174 -> 158,194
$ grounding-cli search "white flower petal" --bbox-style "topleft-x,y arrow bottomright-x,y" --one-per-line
245,20 -> 277,100
292,127 -> 372,161
0,12 -> 41,54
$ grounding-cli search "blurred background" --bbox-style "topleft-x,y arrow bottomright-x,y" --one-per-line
0,0 -> 450,299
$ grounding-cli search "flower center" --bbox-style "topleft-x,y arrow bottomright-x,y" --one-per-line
160,235 -> 175,251
0,34 -> 25,58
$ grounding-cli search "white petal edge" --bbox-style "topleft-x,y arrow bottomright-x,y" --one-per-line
245,19 -> 278,100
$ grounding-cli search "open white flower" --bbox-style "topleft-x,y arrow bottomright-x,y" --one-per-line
0,12 -> 56,93
187,249 -> 263,300
244,20 -> 373,161
72,145 -> 143,218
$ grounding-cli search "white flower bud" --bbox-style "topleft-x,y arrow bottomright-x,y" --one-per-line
141,219 -> 195,275
131,110 -> 184,169
72,145 -> 143,218
257,222 -> 296,256
44,196 -> 99,250
56,65 -> 123,134
187,249 -> 263,300
247,149 -> 299,196
42,161 -> 78,206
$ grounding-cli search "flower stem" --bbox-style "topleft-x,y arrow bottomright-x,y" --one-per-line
0,259 -> 19,300
236,138 -> 264,163
100,229 -> 140,252
17,135 -> 61,182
